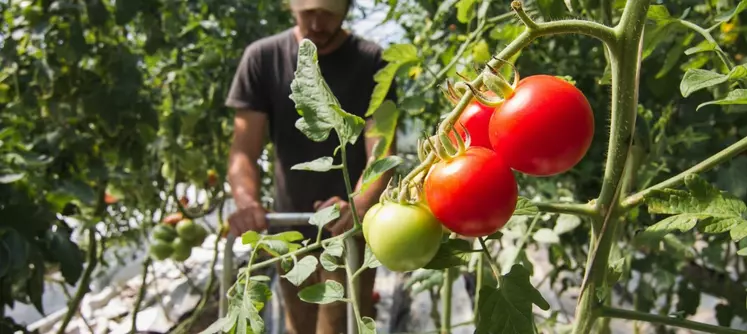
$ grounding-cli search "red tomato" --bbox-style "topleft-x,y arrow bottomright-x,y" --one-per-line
452,96 -> 497,149
488,75 -> 594,176
424,147 -> 518,237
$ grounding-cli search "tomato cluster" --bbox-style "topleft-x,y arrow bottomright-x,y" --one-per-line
363,74 -> 594,273
427,75 -> 593,237
148,215 -> 209,262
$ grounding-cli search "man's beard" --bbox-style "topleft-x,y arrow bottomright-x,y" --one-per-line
306,26 -> 343,50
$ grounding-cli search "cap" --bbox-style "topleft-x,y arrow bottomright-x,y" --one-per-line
289,0 -> 348,15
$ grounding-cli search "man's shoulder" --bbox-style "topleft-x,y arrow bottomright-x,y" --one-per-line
242,28 -> 294,57
349,33 -> 385,58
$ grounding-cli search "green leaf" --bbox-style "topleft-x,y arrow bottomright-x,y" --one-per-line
728,65 -> 747,80
367,101 -> 400,159
404,269 -> 444,294
321,251 -> 341,271
282,256 -> 319,286
241,231 -> 261,247
685,41 -> 718,55
291,157 -> 341,172
267,231 -> 305,244
472,39 -> 491,64
475,264 -> 550,334
656,33 -> 693,79
647,5 -> 672,22
514,197 -> 539,216
737,247 -> 747,256
359,316 -> 377,334
714,0 -> 747,23
366,44 -> 419,117
486,231 -> 503,240
259,239 -> 290,257
554,214 -> 582,235
198,315 -> 233,334
0,173 -> 25,184
456,0 -> 476,23
533,228 -> 560,244
0,240 -> 9,278
697,89 -> 747,110
642,174 -> 747,241
424,239 -> 472,270
363,244 -> 382,269
246,281 -> 272,311
324,239 -> 344,258
298,280 -> 345,304
48,230 -> 83,285
676,283 -> 700,316
291,40 -> 366,145
680,69 -> 728,97
360,156 -> 403,192
309,204 -> 340,228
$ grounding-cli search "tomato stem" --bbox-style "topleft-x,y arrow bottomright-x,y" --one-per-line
621,135 -> 747,210
511,1 -> 539,30
597,307 -> 747,334
477,237 -> 502,283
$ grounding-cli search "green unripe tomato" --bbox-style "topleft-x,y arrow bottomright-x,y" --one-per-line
149,239 -> 174,261
152,224 -> 178,242
362,201 -> 444,272
171,237 -> 192,262
176,219 -> 201,242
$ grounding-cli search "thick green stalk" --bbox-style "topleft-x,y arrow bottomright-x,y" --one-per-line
598,307 -> 747,334
571,1 -> 650,333
340,144 -> 364,331
130,258 -> 151,334
441,269 -> 453,334
57,228 -> 98,334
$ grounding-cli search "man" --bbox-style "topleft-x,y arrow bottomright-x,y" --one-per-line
224,0 -> 397,333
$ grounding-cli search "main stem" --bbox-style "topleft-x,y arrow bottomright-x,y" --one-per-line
441,269 -> 453,334
571,0 -> 650,333
340,144 -> 364,331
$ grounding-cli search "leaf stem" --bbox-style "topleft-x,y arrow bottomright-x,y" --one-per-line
622,135 -> 747,209
534,201 -> 599,218
477,237 -> 501,281
249,228 -> 357,272
676,19 -> 736,71
597,307 -> 747,334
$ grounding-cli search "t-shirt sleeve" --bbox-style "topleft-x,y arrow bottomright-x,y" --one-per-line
225,44 -> 270,113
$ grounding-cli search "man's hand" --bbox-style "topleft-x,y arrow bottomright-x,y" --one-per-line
314,196 -> 366,236
228,192 -> 268,237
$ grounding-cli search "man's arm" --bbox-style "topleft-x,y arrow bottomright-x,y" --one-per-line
227,110 -> 269,236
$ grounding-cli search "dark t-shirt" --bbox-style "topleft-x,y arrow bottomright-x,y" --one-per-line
226,28 -> 396,239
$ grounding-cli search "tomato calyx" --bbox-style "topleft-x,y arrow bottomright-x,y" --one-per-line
482,57 -> 521,100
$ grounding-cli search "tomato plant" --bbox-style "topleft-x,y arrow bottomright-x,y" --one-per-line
424,147 -> 518,237
488,75 -> 595,176
363,201 -> 444,272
